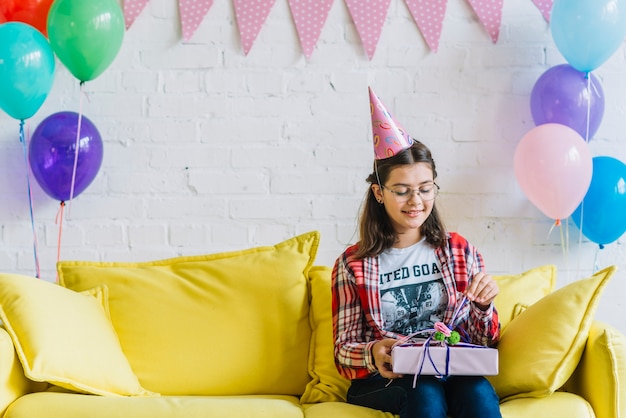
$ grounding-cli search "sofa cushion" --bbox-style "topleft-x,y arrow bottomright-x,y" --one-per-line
487,265 -> 615,400
300,266 -> 350,404
0,274 -> 153,397
6,392 -> 305,418
493,265 -> 556,331
563,321 -> 626,418
57,231 -> 320,396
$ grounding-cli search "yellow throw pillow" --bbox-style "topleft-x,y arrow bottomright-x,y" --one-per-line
0,274 -> 154,397
300,266 -> 350,404
58,231 -> 320,396
488,265 -> 615,400
493,265 -> 556,331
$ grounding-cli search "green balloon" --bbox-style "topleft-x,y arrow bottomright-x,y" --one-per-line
47,0 -> 124,82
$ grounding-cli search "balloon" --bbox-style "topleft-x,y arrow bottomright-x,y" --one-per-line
530,64 -> 604,141
551,0 -> 626,73
0,0 -> 54,36
47,0 -> 124,82
29,112 -> 104,202
0,22 -> 55,120
572,156 -> 626,245
514,123 -> 593,220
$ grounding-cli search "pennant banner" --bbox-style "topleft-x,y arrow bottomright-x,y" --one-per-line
288,0 -> 334,59
233,0 -> 277,55
179,0 -> 215,42
532,0 -> 552,22
466,0 -> 503,43
123,0 -> 150,29
345,0 -> 392,60
404,0 -> 448,53
119,0 -> 555,55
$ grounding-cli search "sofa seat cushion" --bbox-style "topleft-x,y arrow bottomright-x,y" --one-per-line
302,402 -> 397,417
499,392 -> 594,417
5,392 -> 304,418
57,231 -> 320,396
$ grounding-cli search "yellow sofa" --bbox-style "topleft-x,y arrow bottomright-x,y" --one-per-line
0,231 -> 624,418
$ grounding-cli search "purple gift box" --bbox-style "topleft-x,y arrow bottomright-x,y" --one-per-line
391,343 -> 499,376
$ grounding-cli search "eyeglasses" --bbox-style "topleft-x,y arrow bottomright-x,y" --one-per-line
381,183 -> 439,203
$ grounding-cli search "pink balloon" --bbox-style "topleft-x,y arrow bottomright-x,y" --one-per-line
514,123 -> 592,220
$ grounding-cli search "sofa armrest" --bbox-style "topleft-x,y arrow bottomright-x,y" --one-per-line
563,320 -> 626,418
0,326 -> 45,416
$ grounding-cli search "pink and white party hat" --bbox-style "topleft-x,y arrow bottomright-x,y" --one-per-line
369,87 -> 414,159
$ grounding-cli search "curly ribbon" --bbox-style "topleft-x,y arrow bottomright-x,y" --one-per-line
19,120 -> 41,279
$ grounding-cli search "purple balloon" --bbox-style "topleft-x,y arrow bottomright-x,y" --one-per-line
29,111 -> 103,201
530,64 -> 604,141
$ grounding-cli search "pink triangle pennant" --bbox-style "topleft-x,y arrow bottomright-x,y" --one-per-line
179,0 -> 215,42
531,0 -> 552,22
404,0 -> 448,53
233,0 -> 277,55
123,0 -> 150,29
344,0 -> 392,60
466,0 -> 503,43
288,0 -> 334,59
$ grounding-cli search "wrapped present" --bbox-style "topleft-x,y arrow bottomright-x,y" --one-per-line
391,342 -> 499,376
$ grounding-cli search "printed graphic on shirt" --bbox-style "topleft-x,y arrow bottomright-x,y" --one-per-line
378,240 -> 447,336
381,277 -> 447,335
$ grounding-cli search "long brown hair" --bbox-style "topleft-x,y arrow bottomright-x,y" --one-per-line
354,140 -> 447,259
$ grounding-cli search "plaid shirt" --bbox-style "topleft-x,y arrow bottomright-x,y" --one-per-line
332,232 -> 500,380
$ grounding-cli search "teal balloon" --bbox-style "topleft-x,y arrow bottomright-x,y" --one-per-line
551,0 -> 626,73
0,22 -> 55,120
47,0 -> 124,82
572,156 -> 626,246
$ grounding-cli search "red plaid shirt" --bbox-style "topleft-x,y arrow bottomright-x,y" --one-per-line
332,232 -> 500,380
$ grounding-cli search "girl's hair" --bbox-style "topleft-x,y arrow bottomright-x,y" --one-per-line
354,140 -> 447,259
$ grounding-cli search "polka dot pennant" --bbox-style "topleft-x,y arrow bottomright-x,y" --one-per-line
233,0 -> 277,55
287,0 -> 334,59
179,0 -> 215,42
532,0 -> 553,22
123,0 -> 150,29
404,0 -> 448,53
344,0 -> 392,60
466,0 -> 503,43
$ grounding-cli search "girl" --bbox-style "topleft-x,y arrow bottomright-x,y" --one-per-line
332,89 -> 501,418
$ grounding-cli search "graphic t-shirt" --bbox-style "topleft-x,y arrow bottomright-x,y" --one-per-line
378,238 -> 447,336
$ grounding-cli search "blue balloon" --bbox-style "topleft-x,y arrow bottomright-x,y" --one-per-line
0,22 -> 55,120
572,156 -> 626,246
551,0 -> 626,73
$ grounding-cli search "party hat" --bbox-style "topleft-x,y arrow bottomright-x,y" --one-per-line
369,87 -> 414,159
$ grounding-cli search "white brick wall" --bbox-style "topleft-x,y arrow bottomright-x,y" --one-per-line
1,0 -> 625,333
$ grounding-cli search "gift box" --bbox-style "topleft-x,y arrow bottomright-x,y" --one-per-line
391,343 -> 499,376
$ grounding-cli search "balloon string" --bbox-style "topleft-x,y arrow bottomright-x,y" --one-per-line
68,81 -> 86,219
585,73 -> 591,141
19,120 -> 41,279
55,201 -> 65,283
576,201 -> 584,280
562,217 -> 570,284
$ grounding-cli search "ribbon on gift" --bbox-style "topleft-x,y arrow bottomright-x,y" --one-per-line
392,295 -> 484,387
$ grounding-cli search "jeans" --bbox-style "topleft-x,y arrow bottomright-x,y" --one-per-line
347,374 -> 502,418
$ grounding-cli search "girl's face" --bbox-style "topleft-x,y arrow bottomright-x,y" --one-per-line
372,162 -> 436,246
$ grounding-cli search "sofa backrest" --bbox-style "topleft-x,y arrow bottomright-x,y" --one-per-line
57,231 -> 320,397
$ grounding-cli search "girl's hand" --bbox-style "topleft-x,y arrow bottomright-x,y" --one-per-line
465,271 -> 499,310
371,339 -> 404,379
